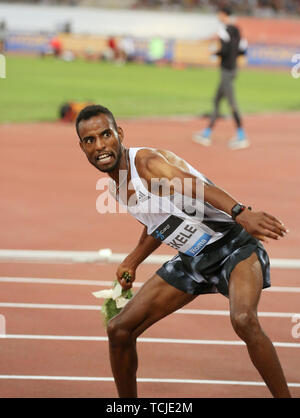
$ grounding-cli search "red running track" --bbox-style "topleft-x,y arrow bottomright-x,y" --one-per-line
0,113 -> 300,397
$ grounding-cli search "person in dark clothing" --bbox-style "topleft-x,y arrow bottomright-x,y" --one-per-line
193,7 -> 249,150
0,20 -> 7,54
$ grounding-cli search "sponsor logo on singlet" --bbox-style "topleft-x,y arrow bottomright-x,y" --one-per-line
137,190 -> 150,203
151,215 -> 212,256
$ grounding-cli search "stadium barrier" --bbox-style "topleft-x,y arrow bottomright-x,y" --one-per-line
5,15 -> 300,68
0,249 -> 300,269
6,32 -> 296,68
6,31 -> 54,54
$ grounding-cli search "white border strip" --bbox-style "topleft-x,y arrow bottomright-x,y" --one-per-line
0,302 -> 299,318
0,374 -> 299,387
0,249 -> 300,269
2,334 -> 299,348
1,277 -> 299,293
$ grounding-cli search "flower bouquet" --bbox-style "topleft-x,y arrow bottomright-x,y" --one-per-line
92,278 -> 133,329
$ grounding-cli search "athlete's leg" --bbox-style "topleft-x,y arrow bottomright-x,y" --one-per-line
107,274 -> 196,398
229,253 -> 291,398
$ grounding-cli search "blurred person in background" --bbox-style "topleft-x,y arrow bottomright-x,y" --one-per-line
119,36 -> 136,63
101,36 -> 122,63
0,20 -> 7,54
193,6 -> 249,150
50,36 -> 62,57
147,36 -> 166,64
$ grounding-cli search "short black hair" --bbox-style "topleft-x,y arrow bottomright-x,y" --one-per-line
76,104 -> 118,140
219,6 -> 232,16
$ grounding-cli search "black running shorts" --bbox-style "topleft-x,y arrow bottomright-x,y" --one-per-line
156,225 -> 270,297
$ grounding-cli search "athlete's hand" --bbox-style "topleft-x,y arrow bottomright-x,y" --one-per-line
236,209 -> 288,243
116,263 -> 136,290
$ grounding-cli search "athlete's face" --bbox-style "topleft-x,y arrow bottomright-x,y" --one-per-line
78,113 -> 124,173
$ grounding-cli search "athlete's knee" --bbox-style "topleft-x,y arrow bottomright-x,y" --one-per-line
107,316 -> 135,348
231,310 -> 261,342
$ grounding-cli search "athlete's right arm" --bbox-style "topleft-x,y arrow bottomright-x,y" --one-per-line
117,225 -> 162,289
137,149 -> 287,242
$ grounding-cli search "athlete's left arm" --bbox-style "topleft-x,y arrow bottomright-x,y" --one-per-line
117,225 -> 162,289
144,152 -> 287,242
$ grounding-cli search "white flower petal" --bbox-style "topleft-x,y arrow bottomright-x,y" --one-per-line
92,289 -> 114,299
112,282 -> 122,300
116,297 -> 129,309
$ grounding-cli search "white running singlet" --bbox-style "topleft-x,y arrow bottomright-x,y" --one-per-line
112,147 -> 236,257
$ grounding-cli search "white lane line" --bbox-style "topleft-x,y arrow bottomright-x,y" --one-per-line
0,302 -> 298,318
1,249 -> 300,269
0,302 -> 100,310
1,277 -> 300,293
266,286 -> 300,293
0,374 -> 299,387
176,309 -> 299,318
2,334 -> 299,348
0,277 -> 142,288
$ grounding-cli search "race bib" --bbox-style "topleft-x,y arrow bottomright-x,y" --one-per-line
151,215 -> 212,256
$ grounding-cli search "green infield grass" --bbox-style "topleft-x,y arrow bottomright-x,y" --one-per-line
0,55 -> 298,123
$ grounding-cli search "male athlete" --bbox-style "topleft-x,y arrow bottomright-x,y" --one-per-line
193,6 -> 249,149
76,104 -> 291,398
